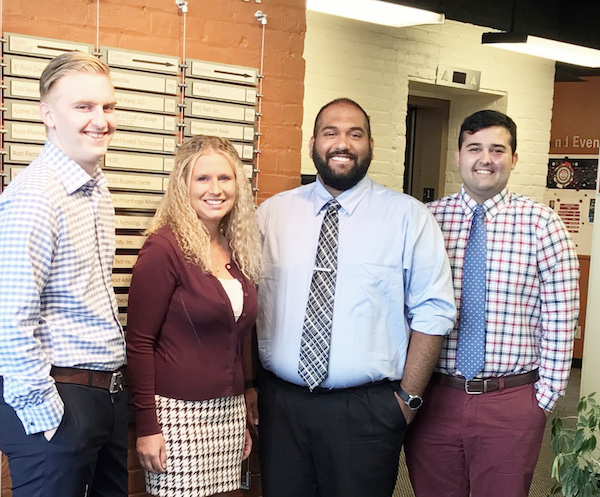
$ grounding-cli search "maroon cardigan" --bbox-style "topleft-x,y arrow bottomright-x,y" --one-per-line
126,226 -> 258,436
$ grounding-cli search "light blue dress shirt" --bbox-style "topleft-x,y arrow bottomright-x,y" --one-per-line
257,176 -> 456,388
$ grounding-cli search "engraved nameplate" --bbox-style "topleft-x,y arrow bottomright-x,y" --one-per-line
111,193 -> 163,210
111,131 -> 176,153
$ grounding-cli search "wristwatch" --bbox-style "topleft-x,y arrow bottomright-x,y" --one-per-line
397,387 -> 424,410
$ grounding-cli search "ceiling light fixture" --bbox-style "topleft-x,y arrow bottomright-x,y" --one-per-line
482,32 -> 600,68
305,0 -> 444,28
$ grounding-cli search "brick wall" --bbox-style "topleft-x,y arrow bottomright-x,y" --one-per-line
303,12 -> 556,203
2,0 -> 306,201
0,1 -> 305,496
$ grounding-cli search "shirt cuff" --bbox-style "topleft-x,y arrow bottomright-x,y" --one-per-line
135,407 -> 162,437
535,383 -> 560,412
15,389 -> 64,435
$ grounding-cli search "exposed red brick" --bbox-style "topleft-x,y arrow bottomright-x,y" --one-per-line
0,1 -> 305,494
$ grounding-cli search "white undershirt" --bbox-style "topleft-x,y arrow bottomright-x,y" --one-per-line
218,277 -> 244,320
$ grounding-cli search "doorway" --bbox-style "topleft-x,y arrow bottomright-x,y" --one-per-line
404,96 -> 450,203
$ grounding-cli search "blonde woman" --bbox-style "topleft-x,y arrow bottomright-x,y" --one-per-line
127,135 -> 261,497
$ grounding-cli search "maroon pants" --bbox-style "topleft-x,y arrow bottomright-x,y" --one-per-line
404,380 -> 547,497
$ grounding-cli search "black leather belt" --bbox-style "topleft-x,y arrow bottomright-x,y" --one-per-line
50,366 -> 125,394
433,369 -> 539,395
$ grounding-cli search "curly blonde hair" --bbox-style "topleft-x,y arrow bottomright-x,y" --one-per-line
147,135 -> 262,283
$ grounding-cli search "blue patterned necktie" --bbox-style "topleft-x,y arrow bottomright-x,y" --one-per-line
457,204 -> 487,381
298,199 -> 341,390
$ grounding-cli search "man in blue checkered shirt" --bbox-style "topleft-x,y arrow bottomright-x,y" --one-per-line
0,51 -> 127,497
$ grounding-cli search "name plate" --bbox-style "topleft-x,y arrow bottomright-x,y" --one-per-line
115,91 -> 177,114
104,151 -> 174,172
6,33 -> 92,57
5,100 -> 41,122
4,55 -> 48,79
5,77 -> 40,99
187,80 -> 257,105
111,131 -> 176,154
105,172 -> 165,192
164,159 -> 174,172
188,100 -> 255,123
5,122 -> 46,143
115,235 -> 147,250
115,214 -> 153,230
7,165 -> 26,182
106,48 -> 179,75
112,273 -> 133,288
111,193 -> 163,210
115,294 -> 129,308
113,255 -> 139,268
6,144 -> 43,163
111,70 -> 178,95
118,313 -> 128,327
115,109 -> 177,134
232,143 -> 255,161
186,120 -> 254,142
189,60 -> 258,86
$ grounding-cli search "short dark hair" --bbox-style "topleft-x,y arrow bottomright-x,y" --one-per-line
313,98 -> 371,139
459,110 -> 517,153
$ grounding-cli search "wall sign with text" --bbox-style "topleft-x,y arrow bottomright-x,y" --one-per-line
1,33 -> 259,331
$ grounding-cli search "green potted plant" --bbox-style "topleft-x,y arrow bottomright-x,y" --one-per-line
550,393 -> 600,497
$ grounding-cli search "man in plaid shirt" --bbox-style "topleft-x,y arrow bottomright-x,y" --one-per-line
404,110 -> 580,497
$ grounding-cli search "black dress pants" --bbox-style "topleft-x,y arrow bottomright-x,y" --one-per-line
0,379 -> 128,497
258,369 -> 407,497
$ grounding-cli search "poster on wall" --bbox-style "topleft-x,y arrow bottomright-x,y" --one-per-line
546,156 -> 597,257
547,157 -> 598,190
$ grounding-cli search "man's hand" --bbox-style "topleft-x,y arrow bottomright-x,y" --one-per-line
242,428 -> 252,460
245,387 -> 259,435
43,427 -> 58,441
394,391 -> 417,425
396,331 -> 445,425
137,433 -> 167,473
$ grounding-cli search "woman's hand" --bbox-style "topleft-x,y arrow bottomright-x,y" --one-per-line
137,433 -> 167,473
242,428 -> 252,460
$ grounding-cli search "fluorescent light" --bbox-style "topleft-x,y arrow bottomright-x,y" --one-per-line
482,32 -> 600,68
306,0 -> 444,28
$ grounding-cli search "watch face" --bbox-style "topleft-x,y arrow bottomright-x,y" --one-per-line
408,396 -> 423,409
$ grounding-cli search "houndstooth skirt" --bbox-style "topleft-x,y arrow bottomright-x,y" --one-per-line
146,394 -> 246,497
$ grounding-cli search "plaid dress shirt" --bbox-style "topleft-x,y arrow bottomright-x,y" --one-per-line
0,141 -> 125,434
428,188 -> 579,411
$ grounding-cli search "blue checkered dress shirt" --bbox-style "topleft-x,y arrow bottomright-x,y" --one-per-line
0,141 -> 125,435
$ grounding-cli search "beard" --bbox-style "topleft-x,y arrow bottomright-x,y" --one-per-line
312,144 -> 372,192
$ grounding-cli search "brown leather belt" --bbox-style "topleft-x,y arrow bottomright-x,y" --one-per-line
433,369 -> 538,395
50,366 -> 124,394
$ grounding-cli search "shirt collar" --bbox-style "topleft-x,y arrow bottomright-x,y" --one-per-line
459,186 -> 510,219
310,175 -> 372,216
42,140 -> 102,195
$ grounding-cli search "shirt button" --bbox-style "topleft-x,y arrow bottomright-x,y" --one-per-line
244,293 -> 248,297
226,264 -> 231,269
242,313 -> 247,318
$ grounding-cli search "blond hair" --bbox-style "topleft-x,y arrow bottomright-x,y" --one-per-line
147,135 -> 262,283
40,51 -> 111,101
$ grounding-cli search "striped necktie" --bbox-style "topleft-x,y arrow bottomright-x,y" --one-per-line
298,199 -> 341,390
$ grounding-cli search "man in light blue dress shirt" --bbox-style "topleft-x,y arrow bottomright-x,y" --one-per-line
252,98 -> 456,497
0,52 -> 127,497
